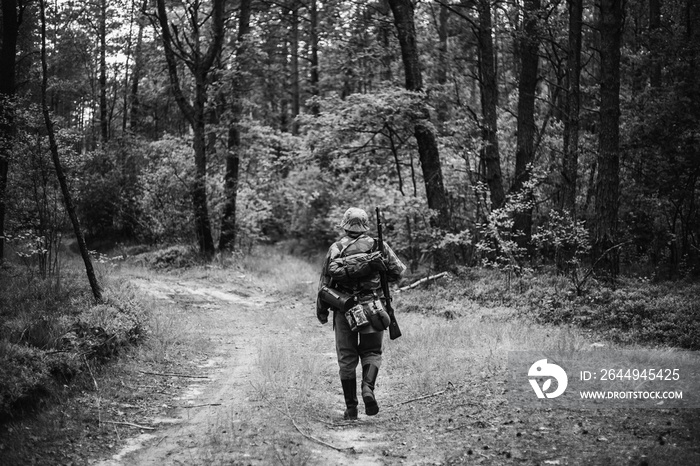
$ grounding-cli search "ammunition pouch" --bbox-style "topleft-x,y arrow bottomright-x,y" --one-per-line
344,297 -> 391,333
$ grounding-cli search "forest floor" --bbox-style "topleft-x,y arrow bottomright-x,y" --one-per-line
2,260 -> 700,465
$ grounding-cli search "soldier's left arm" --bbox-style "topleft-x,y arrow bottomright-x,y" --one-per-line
316,243 -> 343,324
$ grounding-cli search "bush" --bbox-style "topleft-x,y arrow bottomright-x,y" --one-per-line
532,278 -> 700,350
0,266 -> 146,417
0,342 -> 52,415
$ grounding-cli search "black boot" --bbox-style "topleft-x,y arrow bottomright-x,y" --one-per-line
361,365 -> 379,416
341,379 -> 358,420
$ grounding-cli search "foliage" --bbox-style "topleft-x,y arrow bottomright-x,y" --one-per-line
2,0 -> 699,280
534,278 -> 700,350
396,268 -> 700,351
137,245 -> 200,270
0,265 -> 145,417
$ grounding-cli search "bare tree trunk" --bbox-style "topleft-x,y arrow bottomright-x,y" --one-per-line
219,0 -> 252,251
121,0 -> 137,133
155,0 -> 224,256
593,0 -> 623,277
512,0 -> 540,248
129,0 -> 147,131
377,0 -> 393,82
387,0 -> 450,231
40,0 -> 102,302
436,3 -> 449,122
561,0 -> 583,213
649,0 -> 662,87
476,0 -> 505,210
0,0 -> 23,264
99,0 -> 108,142
309,0 -> 320,116
290,2 -> 300,135
436,3 -> 449,86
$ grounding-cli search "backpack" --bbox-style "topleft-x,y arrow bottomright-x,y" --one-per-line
327,237 -> 387,283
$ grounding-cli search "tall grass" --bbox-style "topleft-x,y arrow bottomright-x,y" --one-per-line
384,312 -> 591,396
239,246 -> 320,300
0,257 -> 148,416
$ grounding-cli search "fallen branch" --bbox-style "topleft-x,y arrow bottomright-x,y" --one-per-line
138,370 -> 209,379
181,403 -> 222,408
396,389 -> 446,405
285,402 -> 353,452
103,420 -> 155,430
389,382 -> 455,407
398,272 -> 449,292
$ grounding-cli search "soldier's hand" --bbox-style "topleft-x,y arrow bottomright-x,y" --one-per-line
317,309 -> 329,324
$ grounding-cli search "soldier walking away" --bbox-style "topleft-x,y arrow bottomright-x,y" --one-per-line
316,207 -> 406,420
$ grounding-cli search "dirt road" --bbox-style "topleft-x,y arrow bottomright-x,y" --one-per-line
93,273 -> 700,466
96,274 -> 397,466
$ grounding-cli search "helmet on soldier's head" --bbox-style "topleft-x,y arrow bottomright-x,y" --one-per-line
339,207 -> 370,233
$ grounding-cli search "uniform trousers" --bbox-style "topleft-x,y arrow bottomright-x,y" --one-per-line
333,309 -> 383,379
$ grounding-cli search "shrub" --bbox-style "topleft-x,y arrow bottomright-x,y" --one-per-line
0,266 -> 146,417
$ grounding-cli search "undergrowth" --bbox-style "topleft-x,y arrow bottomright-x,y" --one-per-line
0,260 -> 146,418
395,268 -> 700,350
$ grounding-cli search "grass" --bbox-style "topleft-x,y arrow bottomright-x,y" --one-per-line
238,246 -> 320,299
397,268 -> 700,350
3,243 -> 698,463
384,311 -> 591,398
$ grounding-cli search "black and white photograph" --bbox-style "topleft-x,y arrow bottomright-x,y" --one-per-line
1,0 -> 699,464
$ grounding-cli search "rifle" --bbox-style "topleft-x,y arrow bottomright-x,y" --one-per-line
376,207 -> 402,340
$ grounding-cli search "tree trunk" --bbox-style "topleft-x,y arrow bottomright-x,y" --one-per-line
129,0 -> 147,131
0,0 -> 21,264
511,0 -> 540,248
476,0 -> 505,210
156,0 -> 224,256
99,0 -> 109,142
387,0 -> 450,230
436,3 -> 449,122
593,0 -> 623,277
219,0 -> 252,251
378,0 -> 393,82
649,0 -> 661,87
561,0 -> 583,213
436,3 -> 449,86
192,79 -> 215,255
309,0 -> 320,116
290,2 -> 300,135
40,0 -> 103,302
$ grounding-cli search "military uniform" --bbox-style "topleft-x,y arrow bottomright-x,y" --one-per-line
317,208 -> 406,420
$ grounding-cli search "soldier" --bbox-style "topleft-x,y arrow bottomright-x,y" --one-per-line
317,207 -> 406,420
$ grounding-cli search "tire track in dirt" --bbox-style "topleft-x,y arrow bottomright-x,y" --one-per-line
96,276 -> 393,466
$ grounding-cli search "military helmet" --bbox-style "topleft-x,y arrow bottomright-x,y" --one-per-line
339,207 -> 370,233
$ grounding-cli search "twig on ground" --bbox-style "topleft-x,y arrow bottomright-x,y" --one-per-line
395,389 -> 446,405
103,420 -> 155,430
284,401 -> 353,452
138,370 -> 209,379
112,423 -> 121,442
397,272 -> 449,292
83,356 -> 101,426
388,382 -> 455,407
180,403 -> 222,408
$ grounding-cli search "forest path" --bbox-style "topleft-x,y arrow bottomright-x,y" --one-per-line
92,271 -> 700,466
96,273 -> 391,466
